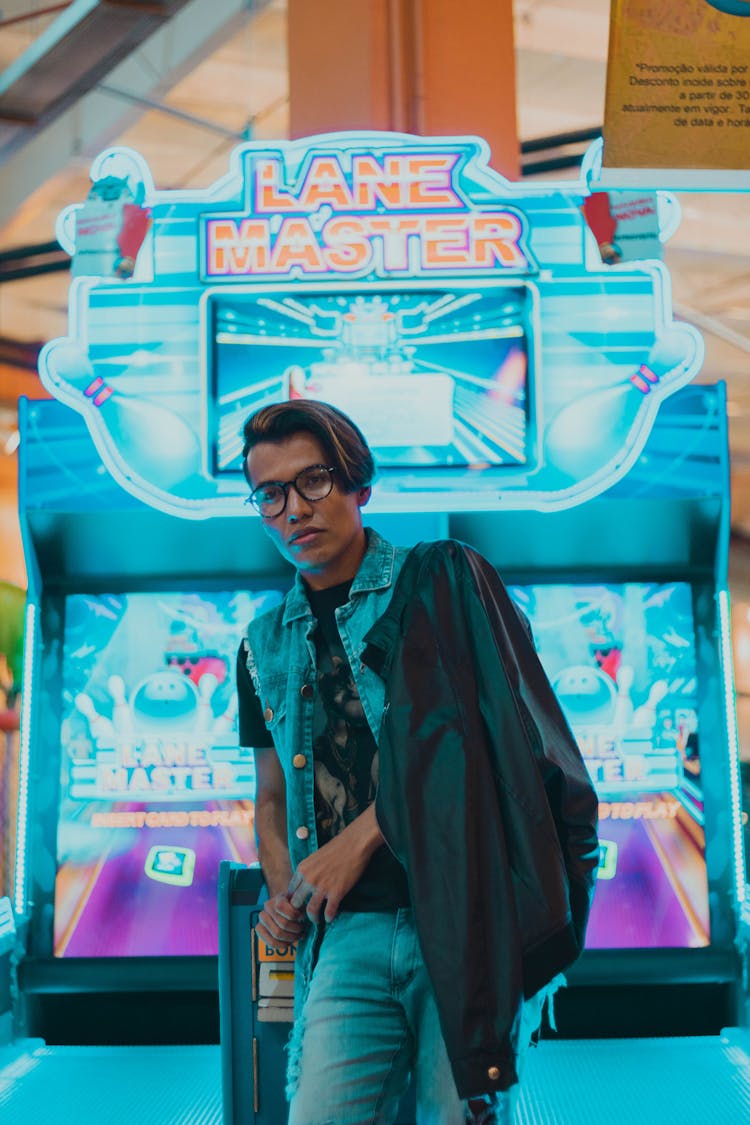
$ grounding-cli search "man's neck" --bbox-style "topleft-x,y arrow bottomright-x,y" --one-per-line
303,575 -> 352,596
299,527 -> 368,591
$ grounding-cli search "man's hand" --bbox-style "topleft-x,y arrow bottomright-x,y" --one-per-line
288,804 -> 384,925
255,892 -> 307,948
251,744 -> 303,947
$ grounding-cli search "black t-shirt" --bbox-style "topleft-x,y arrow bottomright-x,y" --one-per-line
236,580 -> 409,912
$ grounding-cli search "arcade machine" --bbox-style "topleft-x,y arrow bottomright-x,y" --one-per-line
13,394 -> 295,1040
8,132 -> 746,1118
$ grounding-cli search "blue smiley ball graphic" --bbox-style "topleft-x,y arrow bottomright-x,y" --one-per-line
552,666 -> 617,727
131,671 -> 199,730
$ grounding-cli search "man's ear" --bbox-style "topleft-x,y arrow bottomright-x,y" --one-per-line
357,485 -> 372,508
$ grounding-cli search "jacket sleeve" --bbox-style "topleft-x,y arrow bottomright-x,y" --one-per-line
462,546 -> 600,950
372,543 -> 525,1097
370,539 -> 600,1098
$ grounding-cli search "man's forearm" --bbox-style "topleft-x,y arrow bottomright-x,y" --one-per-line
340,801 -> 384,860
255,796 -> 293,897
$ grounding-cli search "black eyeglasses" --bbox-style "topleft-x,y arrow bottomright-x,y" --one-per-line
247,464 -> 336,517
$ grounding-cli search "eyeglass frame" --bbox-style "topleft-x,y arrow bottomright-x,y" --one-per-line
245,463 -> 337,516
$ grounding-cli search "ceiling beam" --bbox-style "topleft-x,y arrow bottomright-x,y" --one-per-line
0,0 -> 257,232
0,240 -> 69,282
0,2 -> 193,139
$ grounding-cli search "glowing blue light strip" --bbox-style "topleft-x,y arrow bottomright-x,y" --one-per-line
13,602 -> 36,919
742,896 -> 750,929
717,587 -> 745,906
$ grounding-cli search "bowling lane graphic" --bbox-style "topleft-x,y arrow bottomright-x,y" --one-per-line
585,793 -> 709,949
54,798 -> 256,957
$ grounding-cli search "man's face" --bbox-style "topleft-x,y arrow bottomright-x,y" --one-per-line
246,432 -> 369,590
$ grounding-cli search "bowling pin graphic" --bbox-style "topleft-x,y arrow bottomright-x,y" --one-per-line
108,674 -> 134,734
75,692 -> 117,748
632,680 -> 669,730
582,191 -> 621,265
613,663 -> 635,732
212,694 -> 238,739
195,672 -> 219,734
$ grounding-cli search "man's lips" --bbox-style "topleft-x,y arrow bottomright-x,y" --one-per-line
288,528 -> 323,546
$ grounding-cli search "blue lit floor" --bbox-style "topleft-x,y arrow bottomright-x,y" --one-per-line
1,1031 -> 750,1123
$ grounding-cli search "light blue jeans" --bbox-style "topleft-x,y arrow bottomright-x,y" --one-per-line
286,910 -> 541,1125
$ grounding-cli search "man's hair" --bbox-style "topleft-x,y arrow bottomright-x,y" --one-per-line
241,400 -> 375,492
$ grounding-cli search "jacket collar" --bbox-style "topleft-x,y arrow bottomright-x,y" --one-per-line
361,540 -> 431,676
282,527 -> 397,624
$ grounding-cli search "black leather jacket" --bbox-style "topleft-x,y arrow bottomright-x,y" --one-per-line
362,540 -> 599,1100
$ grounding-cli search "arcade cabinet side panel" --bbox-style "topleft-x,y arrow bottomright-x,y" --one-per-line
218,862 -> 290,1124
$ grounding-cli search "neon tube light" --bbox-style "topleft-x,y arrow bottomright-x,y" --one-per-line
13,602 -> 36,919
717,588 -> 746,906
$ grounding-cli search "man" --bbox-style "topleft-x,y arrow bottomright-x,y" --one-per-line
237,400 -> 599,1124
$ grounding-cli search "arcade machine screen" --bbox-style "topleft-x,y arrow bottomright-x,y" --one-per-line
54,588 -> 283,958
209,287 -> 531,473
510,581 -> 709,950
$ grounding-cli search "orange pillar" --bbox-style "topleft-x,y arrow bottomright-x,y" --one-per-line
288,0 -> 518,178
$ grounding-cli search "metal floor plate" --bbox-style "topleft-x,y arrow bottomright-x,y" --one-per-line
519,1030 -> 750,1124
0,1041 -> 223,1125
1,1030 -> 749,1123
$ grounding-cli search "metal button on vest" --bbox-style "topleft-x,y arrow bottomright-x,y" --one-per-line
295,826 -> 310,841
263,706 -> 273,722
487,1066 -> 500,1082
300,683 -> 314,700
292,753 -> 307,769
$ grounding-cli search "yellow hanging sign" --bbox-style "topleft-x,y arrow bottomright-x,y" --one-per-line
603,0 -> 750,170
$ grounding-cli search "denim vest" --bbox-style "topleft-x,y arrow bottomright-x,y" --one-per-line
243,528 -> 409,873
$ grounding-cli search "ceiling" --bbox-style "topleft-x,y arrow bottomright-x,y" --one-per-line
0,0 -> 749,523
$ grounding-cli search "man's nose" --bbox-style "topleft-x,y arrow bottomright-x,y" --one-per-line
285,485 -> 313,520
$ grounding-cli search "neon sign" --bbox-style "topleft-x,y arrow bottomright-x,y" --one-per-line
40,131 -> 703,517
204,149 -> 528,279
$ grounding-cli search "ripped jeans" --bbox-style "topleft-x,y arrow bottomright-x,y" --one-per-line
286,910 -> 543,1125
